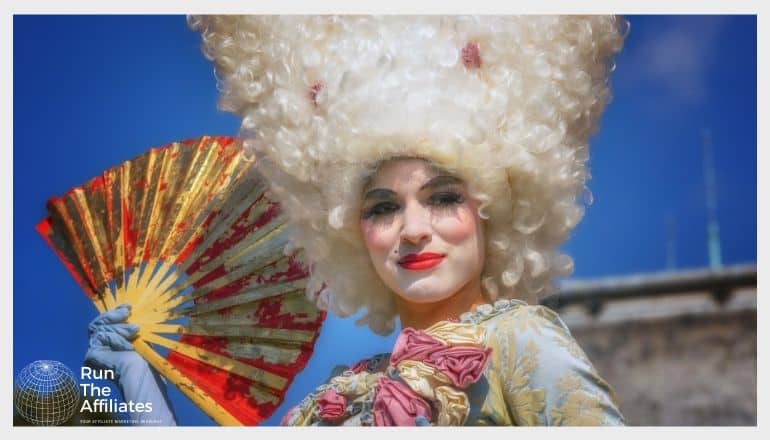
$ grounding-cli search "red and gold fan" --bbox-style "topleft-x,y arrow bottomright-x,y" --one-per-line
36,136 -> 326,426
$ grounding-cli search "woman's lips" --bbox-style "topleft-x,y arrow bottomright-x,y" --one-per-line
398,252 -> 445,270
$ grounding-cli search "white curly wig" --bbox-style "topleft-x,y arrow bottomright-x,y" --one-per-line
189,15 -> 626,335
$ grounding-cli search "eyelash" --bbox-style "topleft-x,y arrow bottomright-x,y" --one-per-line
428,191 -> 464,206
361,201 -> 400,219
361,191 -> 465,220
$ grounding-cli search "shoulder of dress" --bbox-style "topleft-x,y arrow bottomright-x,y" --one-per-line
461,299 -> 567,331
458,302 -> 624,426
499,303 -> 566,328
470,302 -> 579,358
459,298 -> 526,324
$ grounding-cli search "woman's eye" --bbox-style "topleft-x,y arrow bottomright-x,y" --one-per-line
428,191 -> 464,206
362,202 -> 400,219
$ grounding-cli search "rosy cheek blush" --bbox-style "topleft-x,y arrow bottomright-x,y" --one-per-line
361,224 -> 395,253
434,208 -> 478,243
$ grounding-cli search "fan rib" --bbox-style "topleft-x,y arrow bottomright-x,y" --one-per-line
168,217 -> 287,298
183,323 -> 317,343
162,151 -> 248,265
140,332 -> 288,393
176,177 -> 267,269
132,339 -> 243,426
157,138 -> 230,260
49,199 -> 102,295
187,281 -> 306,316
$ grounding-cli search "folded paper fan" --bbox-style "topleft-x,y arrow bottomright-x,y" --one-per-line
36,136 -> 326,426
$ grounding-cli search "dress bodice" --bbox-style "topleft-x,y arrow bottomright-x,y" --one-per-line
281,299 -> 624,426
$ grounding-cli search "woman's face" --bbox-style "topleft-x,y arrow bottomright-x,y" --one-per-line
359,158 -> 485,305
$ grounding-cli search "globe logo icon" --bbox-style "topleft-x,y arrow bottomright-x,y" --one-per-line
14,360 -> 80,426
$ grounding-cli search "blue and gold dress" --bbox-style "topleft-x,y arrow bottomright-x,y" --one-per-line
281,299 -> 624,426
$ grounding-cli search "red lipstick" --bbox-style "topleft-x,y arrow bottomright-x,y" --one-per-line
398,252 -> 445,270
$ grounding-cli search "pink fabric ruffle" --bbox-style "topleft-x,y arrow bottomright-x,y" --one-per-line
390,328 -> 446,365
317,389 -> 347,421
373,377 -> 432,426
424,345 -> 492,389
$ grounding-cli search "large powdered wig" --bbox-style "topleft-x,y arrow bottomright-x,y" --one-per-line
189,15 -> 626,335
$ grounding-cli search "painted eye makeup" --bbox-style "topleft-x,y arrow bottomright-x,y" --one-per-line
361,201 -> 400,219
361,189 -> 465,219
428,191 -> 464,206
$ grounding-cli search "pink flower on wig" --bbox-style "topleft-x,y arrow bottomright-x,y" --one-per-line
317,389 -> 347,422
373,377 -> 432,426
309,81 -> 324,106
424,346 -> 492,389
390,328 -> 446,365
461,42 -> 482,68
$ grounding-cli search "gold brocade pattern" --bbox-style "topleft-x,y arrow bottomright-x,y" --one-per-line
503,338 -> 546,425
424,321 -> 486,345
396,360 -> 452,398
550,373 -> 606,426
474,303 -> 624,426
285,300 -> 625,426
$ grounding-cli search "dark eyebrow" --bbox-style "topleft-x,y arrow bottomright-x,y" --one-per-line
363,188 -> 397,201
419,175 -> 463,191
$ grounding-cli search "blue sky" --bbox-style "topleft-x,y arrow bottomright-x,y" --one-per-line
12,15 -> 756,426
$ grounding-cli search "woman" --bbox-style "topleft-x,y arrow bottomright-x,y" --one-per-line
87,15 -> 626,426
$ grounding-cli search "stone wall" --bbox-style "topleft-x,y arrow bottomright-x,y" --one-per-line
558,288 -> 756,426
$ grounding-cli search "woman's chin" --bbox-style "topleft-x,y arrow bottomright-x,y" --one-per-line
394,284 -> 457,305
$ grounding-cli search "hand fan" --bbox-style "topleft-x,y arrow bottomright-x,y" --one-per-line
36,136 -> 326,426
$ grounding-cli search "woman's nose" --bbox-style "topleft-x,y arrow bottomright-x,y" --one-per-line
400,202 -> 432,245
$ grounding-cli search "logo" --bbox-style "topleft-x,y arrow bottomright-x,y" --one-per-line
14,360 -> 80,426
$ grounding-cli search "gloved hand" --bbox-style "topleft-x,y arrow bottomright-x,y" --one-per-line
85,304 -> 178,426
85,304 -> 141,372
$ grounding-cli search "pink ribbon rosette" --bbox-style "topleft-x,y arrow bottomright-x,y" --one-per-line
423,345 -> 492,389
390,328 -> 446,365
317,389 -> 347,422
373,377 -> 433,426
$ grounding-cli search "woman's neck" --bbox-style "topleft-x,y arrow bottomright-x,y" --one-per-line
395,278 -> 487,330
